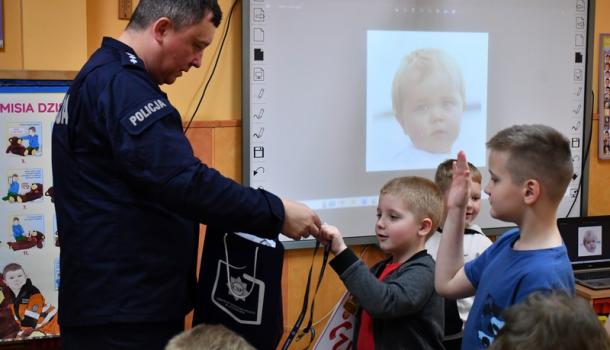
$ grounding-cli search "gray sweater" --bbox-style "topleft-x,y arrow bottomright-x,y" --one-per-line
330,249 -> 445,350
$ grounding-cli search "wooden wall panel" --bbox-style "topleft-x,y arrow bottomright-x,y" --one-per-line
0,0 -> 23,70
587,0 -> 610,215
21,0 -> 87,71
213,126 -> 242,182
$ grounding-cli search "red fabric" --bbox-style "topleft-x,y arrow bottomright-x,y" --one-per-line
357,262 -> 401,350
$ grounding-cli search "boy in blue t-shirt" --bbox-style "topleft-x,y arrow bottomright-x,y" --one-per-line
435,125 -> 575,349
12,217 -> 26,242
2,174 -> 20,202
21,127 -> 40,155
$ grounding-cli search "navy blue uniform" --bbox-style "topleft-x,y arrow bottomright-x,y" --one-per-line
52,38 -> 284,328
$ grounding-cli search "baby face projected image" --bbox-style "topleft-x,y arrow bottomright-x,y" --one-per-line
584,233 -> 597,253
393,49 -> 466,154
578,226 -> 602,257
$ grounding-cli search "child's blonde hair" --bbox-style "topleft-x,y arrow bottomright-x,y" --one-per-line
392,48 -> 466,117
486,124 -> 573,203
165,324 -> 255,350
435,159 -> 482,194
380,176 -> 443,234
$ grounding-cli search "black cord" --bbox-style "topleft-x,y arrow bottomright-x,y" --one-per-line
183,0 -> 240,134
566,90 -> 594,217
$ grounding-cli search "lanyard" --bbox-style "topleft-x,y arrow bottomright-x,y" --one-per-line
281,241 -> 331,350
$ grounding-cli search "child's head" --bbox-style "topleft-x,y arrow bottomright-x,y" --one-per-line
583,230 -> 598,253
376,177 -> 443,256
489,292 -> 610,350
11,174 -> 18,181
28,127 -> 36,135
2,263 -> 26,294
435,159 -> 482,225
165,324 -> 255,350
12,217 -> 19,224
485,125 -> 572,222
392,48 -> 466,154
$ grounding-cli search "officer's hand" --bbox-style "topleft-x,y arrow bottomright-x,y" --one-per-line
281,199 -> 322,240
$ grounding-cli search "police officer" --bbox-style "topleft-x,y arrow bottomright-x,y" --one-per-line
51,1 -> 327,349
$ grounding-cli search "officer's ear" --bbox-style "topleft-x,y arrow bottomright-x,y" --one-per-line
152,17 -> 172,42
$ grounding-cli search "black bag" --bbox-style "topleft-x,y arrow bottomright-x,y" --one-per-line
193,227 -> 284,350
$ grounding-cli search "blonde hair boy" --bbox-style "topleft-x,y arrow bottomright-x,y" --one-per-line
165,324 -> 255,350
435,124 -> 575,350
392,48 -> 466,154
435,159 -> 482,194
322,176 -> 445,349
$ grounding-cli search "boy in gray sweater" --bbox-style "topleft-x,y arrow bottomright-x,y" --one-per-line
322,176 -> 445,349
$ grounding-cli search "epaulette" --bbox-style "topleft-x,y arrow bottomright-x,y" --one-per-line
121,51 -> 145,70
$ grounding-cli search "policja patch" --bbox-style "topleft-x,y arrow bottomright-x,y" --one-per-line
119,98 -> 174,135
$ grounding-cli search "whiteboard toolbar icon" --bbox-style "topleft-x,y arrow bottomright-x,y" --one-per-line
254,67 -> 265,81
253,146 -> 265,158
253,28 -> 265,42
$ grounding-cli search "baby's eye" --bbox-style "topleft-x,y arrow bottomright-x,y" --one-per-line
415,104 -> 430,112
442,99 -> 457,109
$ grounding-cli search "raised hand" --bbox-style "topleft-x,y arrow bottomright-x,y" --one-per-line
446,151 -> 471,210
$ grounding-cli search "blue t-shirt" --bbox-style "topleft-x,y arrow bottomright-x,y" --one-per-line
12,224 -> 24,239
9,180 -> 19,194
462,228 -> 575,349
22,134 -> 39,148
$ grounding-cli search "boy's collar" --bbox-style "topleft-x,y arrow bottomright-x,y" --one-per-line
437,223 -> 484,235
386,249 -> 428,267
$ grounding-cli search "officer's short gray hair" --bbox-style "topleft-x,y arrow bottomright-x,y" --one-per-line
127,0 -> 222,30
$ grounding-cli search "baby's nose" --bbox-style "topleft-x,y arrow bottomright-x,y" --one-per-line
430,106 -> 447,122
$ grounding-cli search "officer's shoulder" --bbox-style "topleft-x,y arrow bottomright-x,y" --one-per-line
120,51 -> 146,71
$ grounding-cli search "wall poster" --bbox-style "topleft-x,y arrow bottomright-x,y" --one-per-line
599,33 -> 610,159
0,84 -> 66,342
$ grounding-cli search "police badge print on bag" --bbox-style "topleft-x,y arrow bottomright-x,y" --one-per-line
211,238 -> 266,325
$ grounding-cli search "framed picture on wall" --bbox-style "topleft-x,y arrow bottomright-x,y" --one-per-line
599,34 -> 610,160
0,0 -> 4,49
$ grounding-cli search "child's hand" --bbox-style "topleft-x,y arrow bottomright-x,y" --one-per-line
321,223 -> 347,255
447,151 -> 471,209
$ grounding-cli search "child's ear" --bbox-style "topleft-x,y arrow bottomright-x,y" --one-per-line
523,179 -> 541,205
418,218 -> 433,237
